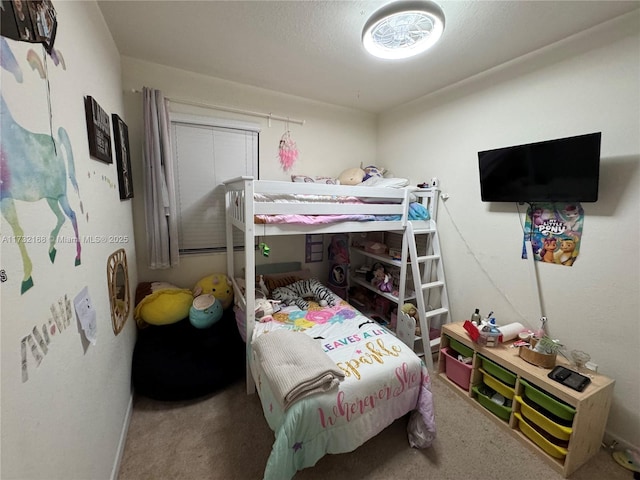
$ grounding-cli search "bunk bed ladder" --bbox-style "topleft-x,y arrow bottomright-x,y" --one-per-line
404,221 -> 450,371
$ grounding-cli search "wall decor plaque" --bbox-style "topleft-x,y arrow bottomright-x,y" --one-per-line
84,96 -> 112,163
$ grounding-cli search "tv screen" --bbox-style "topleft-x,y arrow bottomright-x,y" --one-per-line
478,132 -> 601,203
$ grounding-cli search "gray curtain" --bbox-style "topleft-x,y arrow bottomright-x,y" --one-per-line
142,87 -> 179,268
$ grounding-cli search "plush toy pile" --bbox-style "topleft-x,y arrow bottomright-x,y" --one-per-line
131,273 -> 243,401
337,164 -> 387,185
134,273 -> 235,329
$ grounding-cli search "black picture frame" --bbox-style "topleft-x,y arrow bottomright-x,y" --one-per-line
0,0 -> 57,52
112,114 -> 134,200
84,96 -> 112,163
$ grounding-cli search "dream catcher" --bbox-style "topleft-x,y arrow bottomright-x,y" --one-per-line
278,125 -> 298,171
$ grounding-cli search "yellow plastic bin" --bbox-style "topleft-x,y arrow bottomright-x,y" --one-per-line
515,412 -> 568,460
479,368 -> 515,400
515,395 -> 573,441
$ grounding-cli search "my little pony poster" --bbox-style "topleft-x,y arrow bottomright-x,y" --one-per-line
522,203 -> 584,267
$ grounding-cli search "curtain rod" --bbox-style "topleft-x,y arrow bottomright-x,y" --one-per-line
130,89 -> 305,126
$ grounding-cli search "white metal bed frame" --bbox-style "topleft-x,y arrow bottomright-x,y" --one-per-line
224,176 -> 439,393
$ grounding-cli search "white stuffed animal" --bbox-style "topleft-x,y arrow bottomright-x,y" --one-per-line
255,298 -> 281,322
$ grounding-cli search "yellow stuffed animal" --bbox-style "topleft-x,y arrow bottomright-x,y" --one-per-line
194,273 -> 234,309
134,282 -> 193,328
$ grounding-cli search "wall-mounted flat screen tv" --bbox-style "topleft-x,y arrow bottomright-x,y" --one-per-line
478,132 -> 601,203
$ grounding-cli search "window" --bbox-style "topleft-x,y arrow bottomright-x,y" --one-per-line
171,113 -> 259,253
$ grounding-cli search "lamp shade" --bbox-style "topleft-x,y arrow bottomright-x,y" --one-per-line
362,0 -> 445,60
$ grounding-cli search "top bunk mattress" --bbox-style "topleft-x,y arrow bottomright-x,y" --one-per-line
254,200 -> 429,224
225,178 -> 436,232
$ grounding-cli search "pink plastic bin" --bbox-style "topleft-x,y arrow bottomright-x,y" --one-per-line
442,346 -> 473,391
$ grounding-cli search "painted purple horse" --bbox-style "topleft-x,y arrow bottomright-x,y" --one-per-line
1,95 -> 82,293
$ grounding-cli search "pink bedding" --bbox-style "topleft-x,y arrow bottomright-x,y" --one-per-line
255,214 -> 376,224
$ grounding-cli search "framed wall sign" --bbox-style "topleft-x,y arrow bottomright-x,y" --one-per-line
0,0 -> 58,53
84,96 -> 112,163
112,114 -> 134,199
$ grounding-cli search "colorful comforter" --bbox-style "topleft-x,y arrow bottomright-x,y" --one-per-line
251,300 -> 436,480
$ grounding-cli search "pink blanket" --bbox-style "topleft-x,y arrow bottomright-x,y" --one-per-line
255,214 -> 376,224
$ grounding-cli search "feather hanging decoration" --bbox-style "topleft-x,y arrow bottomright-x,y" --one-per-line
278,128 -> 298,171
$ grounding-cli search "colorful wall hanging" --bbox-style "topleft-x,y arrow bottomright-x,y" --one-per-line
522,203 -> 584,267
278,128 -> 298,171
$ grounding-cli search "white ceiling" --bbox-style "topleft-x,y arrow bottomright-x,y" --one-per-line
98,1 -> 640,113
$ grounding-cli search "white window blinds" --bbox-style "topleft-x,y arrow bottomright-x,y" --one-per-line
171,114 -> 259,253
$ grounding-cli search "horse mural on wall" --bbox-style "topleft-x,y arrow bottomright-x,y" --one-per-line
1,94 -> 82,294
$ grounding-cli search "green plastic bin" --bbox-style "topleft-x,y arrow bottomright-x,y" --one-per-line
473,385 -> 511,422
519,379 -> 576,422
447,336 -> 474,359
479,355 -> 517,386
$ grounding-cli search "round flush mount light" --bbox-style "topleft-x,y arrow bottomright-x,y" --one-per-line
362,0 -> 445,60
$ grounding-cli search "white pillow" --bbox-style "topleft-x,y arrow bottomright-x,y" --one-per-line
357,176 -> 410,188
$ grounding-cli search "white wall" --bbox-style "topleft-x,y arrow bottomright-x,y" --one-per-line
120,57 -> 377,288
378,12 -> 640,448
0,2 -> 137,479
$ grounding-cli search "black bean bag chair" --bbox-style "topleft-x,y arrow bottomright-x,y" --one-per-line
131,308 -> 245,401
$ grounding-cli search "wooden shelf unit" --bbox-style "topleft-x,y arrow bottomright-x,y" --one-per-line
438,322 -> 614,478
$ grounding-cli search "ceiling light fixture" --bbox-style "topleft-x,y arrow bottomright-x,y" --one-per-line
362,0 -> 445,60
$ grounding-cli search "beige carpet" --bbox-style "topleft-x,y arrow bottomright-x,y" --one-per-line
118,369 -> 631,480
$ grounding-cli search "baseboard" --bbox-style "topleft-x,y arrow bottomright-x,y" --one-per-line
603,430 -> 640,453
110,392 -> 134,480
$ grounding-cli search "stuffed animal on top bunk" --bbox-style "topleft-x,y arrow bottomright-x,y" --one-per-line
362,165 -> 386,181
337,164 -> 386,185
271,278 -> 337,310
338,167 -> 365,185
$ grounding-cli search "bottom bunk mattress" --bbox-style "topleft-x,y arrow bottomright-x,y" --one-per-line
250,298 -> 436,480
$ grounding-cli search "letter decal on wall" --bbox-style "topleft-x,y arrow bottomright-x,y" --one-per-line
20,295 -> 74,382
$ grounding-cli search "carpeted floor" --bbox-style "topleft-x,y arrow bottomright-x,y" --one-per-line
118,368 -> 633,480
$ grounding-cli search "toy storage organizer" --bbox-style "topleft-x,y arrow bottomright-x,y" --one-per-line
438,322 -> 615,478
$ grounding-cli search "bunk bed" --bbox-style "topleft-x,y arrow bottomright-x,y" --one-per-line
224,176 -> 439,480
